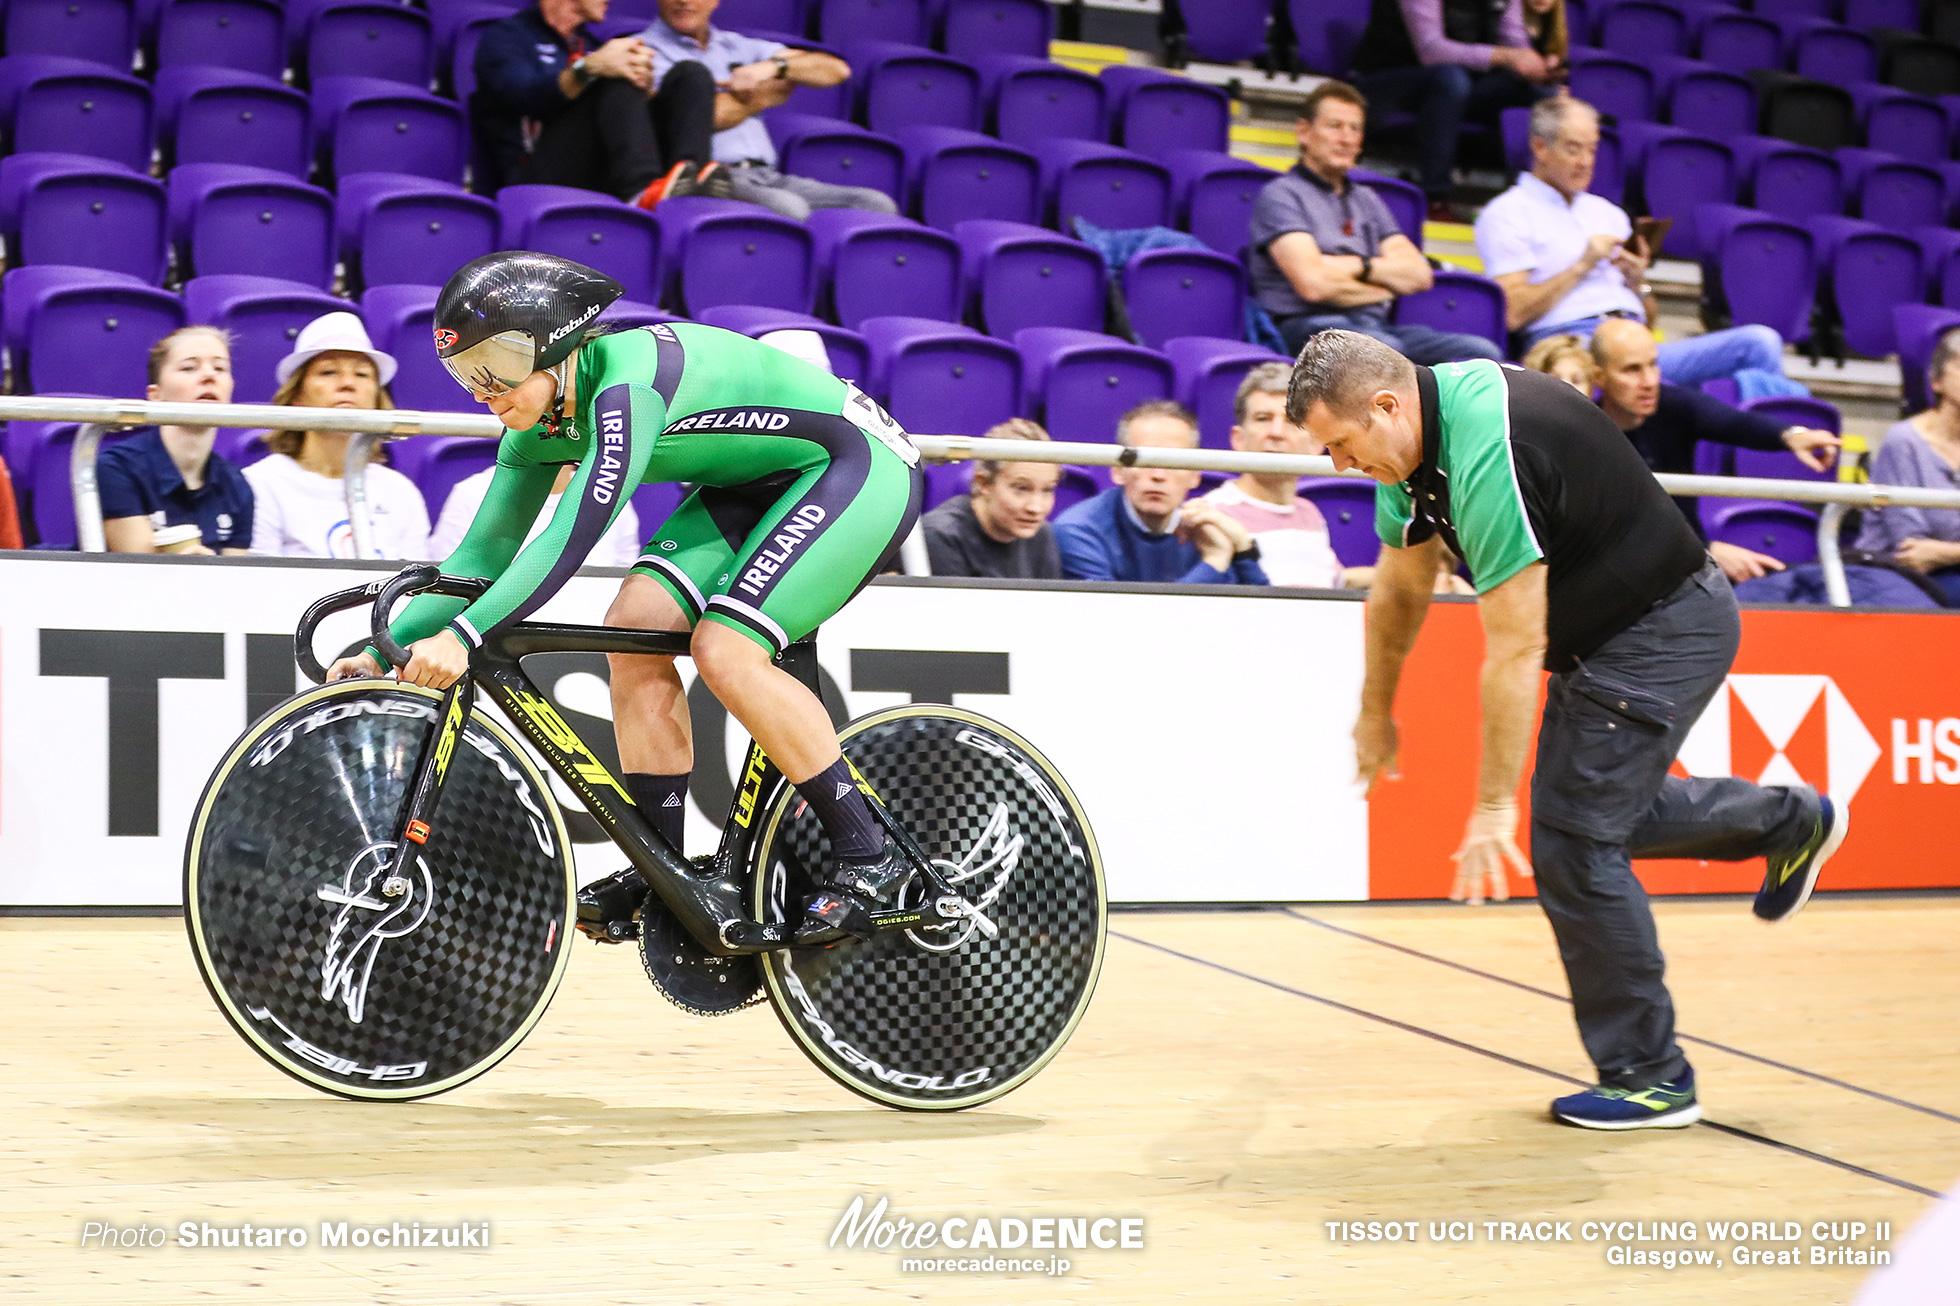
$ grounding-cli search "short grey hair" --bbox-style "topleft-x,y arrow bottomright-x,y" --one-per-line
1529,95 -> 1598,146
1285,330 -> 1415,426
1930,328 -> 1960,407
1232,360 -> 1293,424
1116,398 -> 1198,446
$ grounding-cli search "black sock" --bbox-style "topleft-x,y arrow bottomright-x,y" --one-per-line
624,772 -> 690,853
794,758 -> 884,860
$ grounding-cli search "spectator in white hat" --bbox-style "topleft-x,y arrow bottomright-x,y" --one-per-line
244,312 -> 433,560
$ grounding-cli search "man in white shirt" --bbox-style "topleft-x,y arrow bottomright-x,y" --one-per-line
639,0 -> 897,220
1474,96 -> 1792,392
1196,362 -> 1350,589
431,464 -> 643,567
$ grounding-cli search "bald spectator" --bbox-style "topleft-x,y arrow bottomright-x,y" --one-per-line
1476,98 -> 1800,395
1590,319 -> 1840,583
922,419 -> 1063,579
1350,0 -> 1555,219
1251,81 -> 1502,363
1053,401 -> 1269,586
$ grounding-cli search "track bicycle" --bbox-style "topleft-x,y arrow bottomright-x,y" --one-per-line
183,566 -> 1107,1109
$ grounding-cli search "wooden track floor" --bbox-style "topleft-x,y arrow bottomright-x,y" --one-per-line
4,895 -> 1956,1305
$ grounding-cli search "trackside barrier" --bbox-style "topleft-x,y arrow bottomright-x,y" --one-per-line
4,397 -> 1959,606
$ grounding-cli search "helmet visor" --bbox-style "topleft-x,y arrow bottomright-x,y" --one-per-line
440,330 -> 537,398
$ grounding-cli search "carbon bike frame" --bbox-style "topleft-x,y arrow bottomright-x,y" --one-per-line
293,566 -> 965,956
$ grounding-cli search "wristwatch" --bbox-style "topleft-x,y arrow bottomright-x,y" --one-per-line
1233,541 -> 1262,564
1358,255 -> 1375,285
569,55 -> 593,86
772,54 -> 791,80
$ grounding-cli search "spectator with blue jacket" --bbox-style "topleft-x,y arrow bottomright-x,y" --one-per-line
1054,401 -> 1270,586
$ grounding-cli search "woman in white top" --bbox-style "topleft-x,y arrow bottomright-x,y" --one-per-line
245,313 -> 432,559
431,463 -> 642,567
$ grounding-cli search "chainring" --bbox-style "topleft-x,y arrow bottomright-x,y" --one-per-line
637,898 -> 765,1016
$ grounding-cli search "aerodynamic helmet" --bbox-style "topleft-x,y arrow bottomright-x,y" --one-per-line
432,252 -> 624,398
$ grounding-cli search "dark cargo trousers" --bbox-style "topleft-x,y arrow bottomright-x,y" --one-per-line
1530,558 -> 1815,1089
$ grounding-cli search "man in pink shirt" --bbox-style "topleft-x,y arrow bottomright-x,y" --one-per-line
1198,362 -> 1353,589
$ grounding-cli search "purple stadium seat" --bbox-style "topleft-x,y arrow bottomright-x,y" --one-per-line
888,123 -> 1038,229
1895,303 -> 1960,411
182,274 -> 348,403
1694,203 -> 1818,342
1847,82 -> 1948,162
1768,0 -> 1843,19
1732,134 -> 1842,222
1695,10 -> 1783,76
1780,20 -> 1879,85
1620,123 -> 1736,259
29,422 -> 149,548
400,435 -> 498,522
2,156 -> 164,282
973,53 -> 1105,147
312,75 -> 467,184
1909,225 -> 1960,308
497,183 -> 661,303
1161,336 -> 1286,452
1297,477 -> 1380,568
1029,138 -> 1171,232
1099,66 -> 1230,160
0,54 -> 152,170
1392,269 -> 1507,355
4,0 -> 136,65
843,40 -> 981,134
301,1 -> 433,88
940,0 -> 1050,60
1836,146 -> 1946,227
1846,0 -> 1924,29
1804,214 -> 1920,357
336,172 -> 499,291
2,265 -> 183,396
716,0 -> 810,34
1289,0 -> 1364,76
155,66 -> 310,176
443,4 -> 518,104
653,196 -> 815,317
856,315 -> 1021,436
1013,326 -> 1171,445
1121,247 -> 1245,351
1656,56 -> 1756,139
918,460 -> 966,511
806,209 -> 962,328
1569,47 -> 1658,123
598,298 -> 684,330
170,164 -> 333,288
1164,149 -> 1276,257
156,0 -> 284,77
820,0 -> 929,46
1166,0 -> 1269,65
763,113 -> 904,206
360,282 -> 477,412
1349,166 -> 1425,249
1742,395 -> 1842,436
692,305 -> 869,383
1600,2 -> 1690,60
1709,502 -> 1819,565
953,217 -> 1105,338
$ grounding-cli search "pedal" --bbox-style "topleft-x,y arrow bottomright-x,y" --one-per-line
576,867 -> 648,944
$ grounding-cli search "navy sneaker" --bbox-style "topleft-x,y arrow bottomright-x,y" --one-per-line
1552,1069 -> 1701,1130
1754,791 -> 1849,923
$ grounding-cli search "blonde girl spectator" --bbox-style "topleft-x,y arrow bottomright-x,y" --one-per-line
98,326 -> 253,554
921,418 -> 1064,578
1523,0 -> 1569,64
245,313 -> 431,559
1523,333 -> 1594,394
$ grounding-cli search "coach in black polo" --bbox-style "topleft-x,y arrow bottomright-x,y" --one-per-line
1287,330 -> 1850,1130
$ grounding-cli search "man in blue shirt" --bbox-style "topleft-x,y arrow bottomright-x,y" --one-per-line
473,0 -> 725,203
96,428 -> 254,554
640,0 -> 897,220
1054,402 -> 1270,586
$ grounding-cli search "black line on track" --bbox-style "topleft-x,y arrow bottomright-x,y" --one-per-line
1112,930 -> 1942,1200
1284,908 -> 1960,1128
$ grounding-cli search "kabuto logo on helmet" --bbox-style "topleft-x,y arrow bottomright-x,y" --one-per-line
433,327 -> 459,351
546,300 -> 603,345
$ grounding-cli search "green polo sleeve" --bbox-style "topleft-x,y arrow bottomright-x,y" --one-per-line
1435,361 -> 1545,593
1374,480 -> 1427,549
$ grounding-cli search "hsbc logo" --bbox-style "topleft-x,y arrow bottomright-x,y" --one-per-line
1676,676 -> 1883,805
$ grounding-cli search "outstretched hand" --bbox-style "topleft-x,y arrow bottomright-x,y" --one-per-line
1451,800 -> 1533,906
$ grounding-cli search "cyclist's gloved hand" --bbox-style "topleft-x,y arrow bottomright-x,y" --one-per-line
327,651 -> 386,681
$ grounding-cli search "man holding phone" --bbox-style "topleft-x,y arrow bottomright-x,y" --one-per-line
1474,96 -> 1794,392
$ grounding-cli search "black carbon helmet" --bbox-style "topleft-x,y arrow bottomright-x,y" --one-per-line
432,252 -> 624,396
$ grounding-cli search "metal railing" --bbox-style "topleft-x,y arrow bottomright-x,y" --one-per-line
7,395 -> 1960,607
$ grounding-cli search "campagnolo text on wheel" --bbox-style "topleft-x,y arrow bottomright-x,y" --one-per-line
184,253 -> 1107,1109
